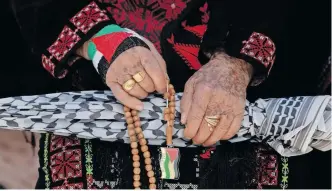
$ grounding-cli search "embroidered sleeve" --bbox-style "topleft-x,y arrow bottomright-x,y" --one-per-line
200,0 -> 284,86
11,0 -> 117,78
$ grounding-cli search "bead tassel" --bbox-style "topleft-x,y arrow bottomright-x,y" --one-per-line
124,82 -> 175,189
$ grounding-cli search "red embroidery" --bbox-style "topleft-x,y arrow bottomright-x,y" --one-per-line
50,149 -> 82,181
167,34 -> 202,70
102,0 -> 191,53
182,21 -> 207,39
70,1 -> 110,34
53,181 -> 83,189
47,26 -> 80,61
200,147 -> 216,159
42,55 -> 56,77
92,32 -> 132,63
87,175 -> 94,189
240,32 -> 276,68
43,1 -> 112,78
159,0 -> 187,20
257,154 -> 278,188
50,135 -> 80,152
199,2 -> 210,24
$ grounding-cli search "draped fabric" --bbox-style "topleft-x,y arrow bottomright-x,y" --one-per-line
0,91 -> 330,157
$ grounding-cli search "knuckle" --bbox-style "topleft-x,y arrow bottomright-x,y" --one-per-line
184,80 -> 193,90
141,56 -> 151,66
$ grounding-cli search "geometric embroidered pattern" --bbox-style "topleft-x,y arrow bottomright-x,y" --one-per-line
48,135 -> 83,188
164,182 -> 198,189
181,21 -> 207,39
47,26 -> 81,61
70,1 -> 110,34
257,153 -> 278,188
50,149 -> 82,182
240,32 -> 276,69
41,54 -> 56,77
50,136 -> 80,152
53,182 -> 84,189
42,1 -> 109,78
167,34 -> 202,70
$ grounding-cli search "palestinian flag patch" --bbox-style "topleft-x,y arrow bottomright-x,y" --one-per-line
160,147 -> 180,180
88,25 -> 149,83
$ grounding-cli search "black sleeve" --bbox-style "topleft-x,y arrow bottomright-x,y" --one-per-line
10,0 -> 117,78
200,0 -> 285,86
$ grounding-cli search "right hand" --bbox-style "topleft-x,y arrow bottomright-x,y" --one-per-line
77,37 -> 168,111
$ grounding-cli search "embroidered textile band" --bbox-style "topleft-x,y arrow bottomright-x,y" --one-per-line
88,25 -> 150,83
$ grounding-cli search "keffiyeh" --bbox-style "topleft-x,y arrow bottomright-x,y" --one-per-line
0,91 -> 330,157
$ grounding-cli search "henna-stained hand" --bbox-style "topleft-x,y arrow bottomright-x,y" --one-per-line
77,35 -> 167,111
180,52 -> 253,146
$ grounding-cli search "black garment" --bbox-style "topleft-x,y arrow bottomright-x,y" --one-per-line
10,0 -> 283,90
4,0 -> 331,189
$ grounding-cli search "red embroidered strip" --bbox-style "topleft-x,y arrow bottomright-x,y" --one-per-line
70,1 -> 110,34
42,54 -> 56,77
47,26 -> 81,61
42,1 -> 109,78
240,32 -> 276,68
49,135 -> 84,188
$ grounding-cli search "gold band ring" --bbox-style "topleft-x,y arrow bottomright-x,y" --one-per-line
204,115 -> 220,132
122,79 -> 136,91
133,71 -> 145,83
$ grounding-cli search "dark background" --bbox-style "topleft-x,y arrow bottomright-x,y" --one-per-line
0,0 -> 331,189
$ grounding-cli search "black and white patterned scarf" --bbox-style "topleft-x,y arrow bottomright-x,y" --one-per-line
0,91 -> 330,157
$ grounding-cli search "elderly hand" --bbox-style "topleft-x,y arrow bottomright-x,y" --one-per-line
180,52 -> 253,146
77,34 -> 167,111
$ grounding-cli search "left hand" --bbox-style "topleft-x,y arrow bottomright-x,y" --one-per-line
180,52 -> 253,146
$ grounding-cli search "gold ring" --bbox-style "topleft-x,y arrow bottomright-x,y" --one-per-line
133,71 -> 145,83
122,79 -> 136,91
204,115 -> 220,132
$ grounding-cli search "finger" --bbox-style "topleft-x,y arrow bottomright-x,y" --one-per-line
134,70 -> 155,93
192,119 -> 213,145
139,48 -> 167,93
183,85 -> 212,140
127,82 -> 148,99
220,113 -> 244,140
180,80 -> 194,124
119,74 -> 148,99
109,82 -> 143,111
202,114 -> 233,147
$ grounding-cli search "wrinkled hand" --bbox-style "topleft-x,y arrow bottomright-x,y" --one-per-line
180,52 -> 253,146
77,36 -> 167,111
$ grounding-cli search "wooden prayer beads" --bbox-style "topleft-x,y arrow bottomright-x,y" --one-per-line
124,83 -> 176,189
164,84 -> 176,146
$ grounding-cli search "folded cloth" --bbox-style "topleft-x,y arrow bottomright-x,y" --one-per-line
0,91 -> 330,157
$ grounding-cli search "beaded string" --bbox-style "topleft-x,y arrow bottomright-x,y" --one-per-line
124,83 -> 176,189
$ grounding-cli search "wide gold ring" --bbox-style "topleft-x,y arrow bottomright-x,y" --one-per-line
204,115 -> 220,132
133,71 -> 145,83
122,79 -> 136,91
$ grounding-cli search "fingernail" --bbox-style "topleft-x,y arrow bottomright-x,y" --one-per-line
180,114 -> 186,124
136,104 -> 144,111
